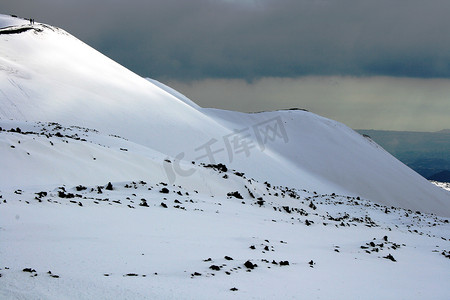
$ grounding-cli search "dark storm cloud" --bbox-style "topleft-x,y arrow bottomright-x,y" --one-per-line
3,0 -> 450,80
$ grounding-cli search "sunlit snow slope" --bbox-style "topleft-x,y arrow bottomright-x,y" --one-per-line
0,14 -> 448,216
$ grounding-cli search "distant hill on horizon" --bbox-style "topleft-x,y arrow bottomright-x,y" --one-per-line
356,129 -> 450,182
437,129 -> 450,133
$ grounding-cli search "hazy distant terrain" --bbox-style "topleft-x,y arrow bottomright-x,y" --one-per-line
357,129 -> 450,181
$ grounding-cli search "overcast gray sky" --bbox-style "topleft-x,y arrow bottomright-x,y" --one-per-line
2,0 -> 450,131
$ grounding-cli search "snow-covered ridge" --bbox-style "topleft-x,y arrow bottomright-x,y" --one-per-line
0,12 -> 449,218
145,78 -> 201,109
432,181 -> 450,192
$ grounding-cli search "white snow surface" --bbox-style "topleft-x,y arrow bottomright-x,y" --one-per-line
0,14 -> 29,28
0,14 -> 449,299
432,181 -> 450,192
145,78 -> 201,109
1,172 -> 449,299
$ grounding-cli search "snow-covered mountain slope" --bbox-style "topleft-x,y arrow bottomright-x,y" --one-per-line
203,109 -> 450,216
0,13 -> 449,218
1,174 -> 449,299
0,120 -> 260,200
